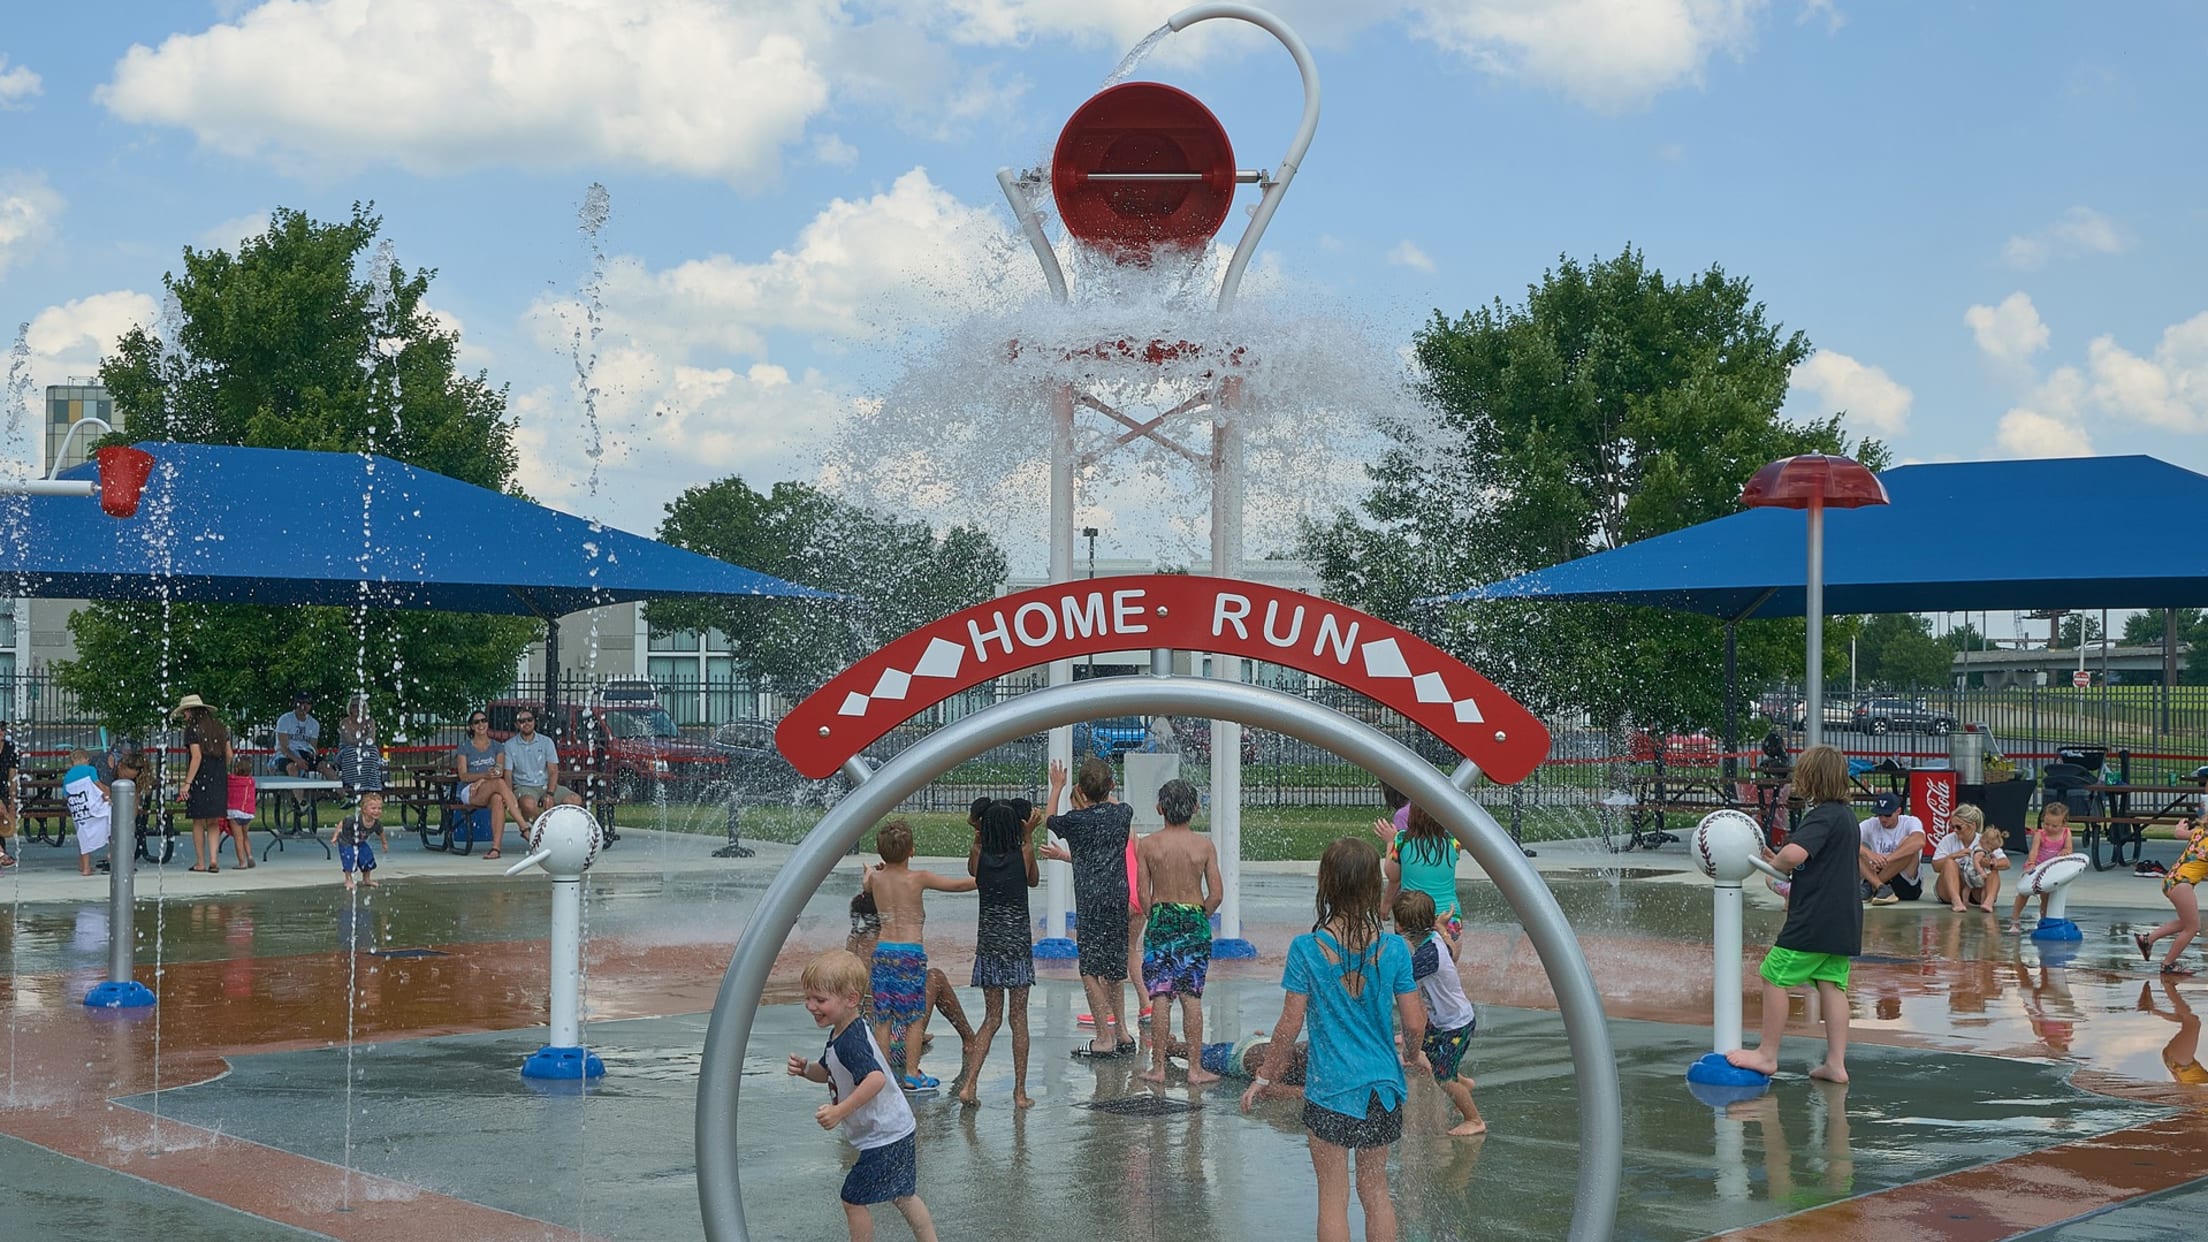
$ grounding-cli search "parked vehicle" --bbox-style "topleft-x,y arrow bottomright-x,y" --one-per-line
1850,697 -> 1956,735
709,719 -> 891,808
487,682 -> 728,801
1791,699 -> 1859,731
1074,716 -> 1156,759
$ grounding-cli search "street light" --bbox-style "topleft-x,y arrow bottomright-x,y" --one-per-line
1742,454 -> 1889,750
1082,526 -> 1099,676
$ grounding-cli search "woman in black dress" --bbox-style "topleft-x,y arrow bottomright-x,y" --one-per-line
174,695 -> 232,872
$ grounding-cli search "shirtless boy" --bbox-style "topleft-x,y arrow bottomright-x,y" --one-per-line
865,819 -> 977,1092
1136,778 -> 1223,1084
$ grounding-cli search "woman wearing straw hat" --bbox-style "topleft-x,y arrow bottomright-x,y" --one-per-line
174,695 -> 235,872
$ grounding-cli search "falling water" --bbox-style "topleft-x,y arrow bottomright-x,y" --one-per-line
340,883 -> 361,1211
2,326 -> 32,1107
1099,23 -> 1172,88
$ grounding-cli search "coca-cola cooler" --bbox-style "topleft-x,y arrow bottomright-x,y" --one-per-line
1909,768 -> 1957,856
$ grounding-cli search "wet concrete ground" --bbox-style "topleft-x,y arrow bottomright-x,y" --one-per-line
6,826 -> 2208,1239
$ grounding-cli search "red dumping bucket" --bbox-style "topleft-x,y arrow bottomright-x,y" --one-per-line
1052,82 -> 1235,261
95,445 -> 155,518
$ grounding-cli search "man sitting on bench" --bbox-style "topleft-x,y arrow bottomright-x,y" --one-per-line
503,708 -> 583,824
1859,792 -> 1927,905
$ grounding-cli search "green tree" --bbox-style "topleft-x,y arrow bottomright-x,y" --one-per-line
1305,247 -> 1888,728
1856,613 -> 1952,690
645,478 -> 1008,697
2120,610 -> 2208,684
2056,613 -> 2104,648
60,205 -> 536,733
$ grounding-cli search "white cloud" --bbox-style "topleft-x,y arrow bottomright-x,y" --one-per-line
1963,291 -> 2049,367
17,292 -> 160,433
0,171 -> 62,278
97,0 -> 835,184
2001,206 -> 2125,269
196,208 -> 269,251
925,0 -> 1775,110
513,167 -> 1021,529
1413,0 -> 1766,111
529,167 -> 1021,358
2084,311 -> 2208,432
810,133 -> 859,168
422,304 -> 493,372
0,55 -> 41,108
1995,408 -> 2092,458
1386,240 -> 1436,273
1788,348 -> 1912,435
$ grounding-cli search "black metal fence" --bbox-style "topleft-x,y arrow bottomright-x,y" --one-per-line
11,668 -> 2205,826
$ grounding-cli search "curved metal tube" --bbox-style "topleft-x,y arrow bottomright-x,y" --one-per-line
1164,4 -> 1321,312
995,167 -> 1068,304
696,677 -> 1619,1241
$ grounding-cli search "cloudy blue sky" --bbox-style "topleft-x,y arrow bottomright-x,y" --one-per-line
3,1 -> 2204,619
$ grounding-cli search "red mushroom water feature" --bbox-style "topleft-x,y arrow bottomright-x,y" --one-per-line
1741,453 -> 1889,748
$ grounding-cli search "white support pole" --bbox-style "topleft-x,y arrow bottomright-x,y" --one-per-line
1210,389 -> 1253,957
1804,498 -> 1826,751
1038,383 -> 1078,957
1711,882 -> 1743,1054
84,779 -> 155,1009
547,876 -> 582,1049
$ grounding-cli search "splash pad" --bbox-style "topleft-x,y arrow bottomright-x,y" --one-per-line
699,575 -> 1623,1240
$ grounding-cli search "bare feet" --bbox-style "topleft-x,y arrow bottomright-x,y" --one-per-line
1185,1067 -> 1220,1085
1013,1091 -> 1034,1109
364,878 -> 380,888
1977,901 -> 1996,912
955,1085 -> 978,1107
1724,1048 -> 1778,1076
1950,901 -> 1968,912
1808,1062 -> 1849,1083
1447,1119 -> 1488,1137
1137,1066 -> 1166,1083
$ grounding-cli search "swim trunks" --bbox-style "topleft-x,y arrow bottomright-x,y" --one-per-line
870,942 -> 928,1031
1759,945 -> 1851,991
1422,1017 -> 1475,1083
1303,1091 -> 1403,1150
1142,902 -> 1212,998
841,1131 -> 918,1205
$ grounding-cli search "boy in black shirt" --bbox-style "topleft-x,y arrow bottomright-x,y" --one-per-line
1726,745 -> 1863,1083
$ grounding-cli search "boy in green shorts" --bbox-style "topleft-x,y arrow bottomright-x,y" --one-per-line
1725,744 -> 1862,1083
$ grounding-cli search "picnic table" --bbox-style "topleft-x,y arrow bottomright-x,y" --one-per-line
256,775 -> 341,859
2078,783 -> 2201,871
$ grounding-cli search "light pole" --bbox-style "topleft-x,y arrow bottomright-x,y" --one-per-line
1742,455 -> 1889,751
1083,526 -> 1099,678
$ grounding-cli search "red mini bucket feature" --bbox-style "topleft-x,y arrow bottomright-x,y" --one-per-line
95,444 -> 155,518
1052,82 -> 1236,260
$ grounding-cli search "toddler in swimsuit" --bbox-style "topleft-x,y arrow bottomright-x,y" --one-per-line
2139,818 -> 2208,975
2010,803 -> 2074,930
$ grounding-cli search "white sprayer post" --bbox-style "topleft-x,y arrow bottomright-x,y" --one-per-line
1712,881 -> 1744,1053
1041,383 -> 1077,952
1210,399 -> 1252,955
548,875 -> 582,1049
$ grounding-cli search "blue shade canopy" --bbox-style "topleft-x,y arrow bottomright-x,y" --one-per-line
1427,456 -> 2208,620
0,442 -> 829,617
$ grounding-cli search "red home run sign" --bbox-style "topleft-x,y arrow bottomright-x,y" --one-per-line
775,575 -> 1550,783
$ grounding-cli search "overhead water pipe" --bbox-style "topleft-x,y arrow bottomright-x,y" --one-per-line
1162,3 -> 1322,313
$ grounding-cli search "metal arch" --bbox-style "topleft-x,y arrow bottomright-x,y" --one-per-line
697,676 -> 1620,1242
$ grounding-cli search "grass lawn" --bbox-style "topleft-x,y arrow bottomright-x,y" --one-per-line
616,800 -> 1599,862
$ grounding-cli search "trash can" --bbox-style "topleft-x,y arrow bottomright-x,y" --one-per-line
1948,728 -> 1987,785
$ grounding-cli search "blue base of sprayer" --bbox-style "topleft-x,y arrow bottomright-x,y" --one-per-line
1034,937 -> 1079,960
1686,1076 -> 1774,1108
1685,1052 -> 1771,1093
1212,937 -> 1257,960
2030,917 -> 2082,942
522,1045 -> 604,1080
83,981 -> 156,1009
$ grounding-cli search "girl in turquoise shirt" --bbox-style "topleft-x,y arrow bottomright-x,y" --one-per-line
1243,837 -> 1428,1242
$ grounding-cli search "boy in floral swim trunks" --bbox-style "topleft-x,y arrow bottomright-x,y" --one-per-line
864,819 -> 976,1091
1136,778 -> 1222,1084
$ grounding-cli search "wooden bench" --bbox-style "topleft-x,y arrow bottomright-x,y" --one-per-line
2078,784 -> 2203,871
15,766 -> 72,847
